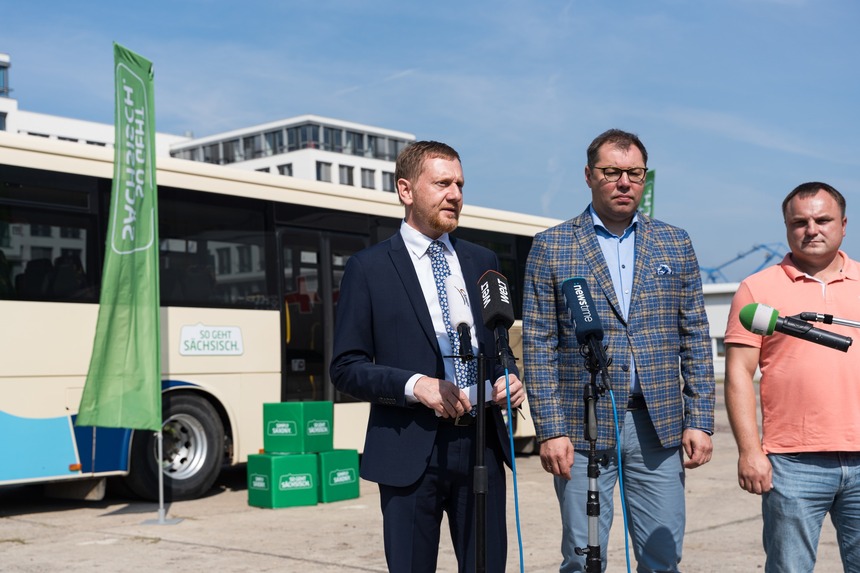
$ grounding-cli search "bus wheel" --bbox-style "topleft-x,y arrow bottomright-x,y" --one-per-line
124,393 -> 225,501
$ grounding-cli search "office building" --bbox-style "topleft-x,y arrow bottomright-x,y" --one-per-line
169,115 -> 415,193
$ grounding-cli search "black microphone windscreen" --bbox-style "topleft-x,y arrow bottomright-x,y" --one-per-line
478,270 -> 515,330
562,277 -> 604,344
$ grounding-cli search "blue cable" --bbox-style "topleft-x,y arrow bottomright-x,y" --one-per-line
608,389 -> 632,572
503,368 -> 525,573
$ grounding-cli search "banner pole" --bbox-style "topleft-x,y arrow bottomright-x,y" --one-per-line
144,430 -> 181,525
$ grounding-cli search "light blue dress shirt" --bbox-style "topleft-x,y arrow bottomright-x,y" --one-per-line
589,205 -> 641,394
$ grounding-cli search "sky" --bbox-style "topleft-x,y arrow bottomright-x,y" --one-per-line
5,0 -> 860,282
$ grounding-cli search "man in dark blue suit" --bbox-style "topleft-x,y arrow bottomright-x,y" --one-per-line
331,140 -> 524,573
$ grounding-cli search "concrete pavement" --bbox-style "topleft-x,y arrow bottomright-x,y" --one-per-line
0,385 -> 843,572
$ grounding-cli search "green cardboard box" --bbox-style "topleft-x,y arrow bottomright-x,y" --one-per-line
247,453 -> 318,508
263,401 -> 333,454
317,449 -> 360,503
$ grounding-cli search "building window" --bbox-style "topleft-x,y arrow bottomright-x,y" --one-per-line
299,124 -> 320,149
316,161 -> 332,183
323,127 -> 343,152
203,143 -> 221,164
286,127 -> 299,151
237,245 -> 252,273
0,62 -> 8,97
345,131 -> 364,156
222,139 -> 240,163
174,148 -> 197,161
255,167 -> 270,173
0,112 -> 5,131
339,165 -> 354,186
243,134 -> 262,159
368,135 -> 387,160
264,130 -> 284,156
278,164 -> 293,176
60,227 -> 81,239
31,224 -> 52,237
361,168 -> 375,189
382,171 -> 396,193
388,139 -> 407,161
216,247 -> 232,275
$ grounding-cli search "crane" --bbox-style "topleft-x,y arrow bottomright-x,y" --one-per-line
700,243 -> 788,283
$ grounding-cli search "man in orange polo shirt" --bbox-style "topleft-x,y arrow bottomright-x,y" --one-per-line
724,182 -> 860,572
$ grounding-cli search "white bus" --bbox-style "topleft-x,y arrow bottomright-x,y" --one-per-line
0,132 -> 558,501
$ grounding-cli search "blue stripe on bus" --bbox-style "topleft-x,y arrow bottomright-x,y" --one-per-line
1,380 -> 203,484
0,411 -> 81,482
71,380 -> 201,475
163,379 -> 197,390
72,422 -> 132,473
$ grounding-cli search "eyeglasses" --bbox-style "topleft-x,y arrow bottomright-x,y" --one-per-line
593,166 -> 647,184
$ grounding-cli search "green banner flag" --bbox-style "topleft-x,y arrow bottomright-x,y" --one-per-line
77,43 -> 161,431
640,169 -> 655,217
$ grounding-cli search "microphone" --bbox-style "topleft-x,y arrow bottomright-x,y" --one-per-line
562,276 -> 613,424
739,303 -> 852,353
477,270 -> 515,365
561,277 -> 604,345
444,275 -> 474,362
562,277 -> 612,379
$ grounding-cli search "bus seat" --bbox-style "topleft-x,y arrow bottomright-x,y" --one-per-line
50,254 -> 87,299
0,251 -> 13,299
16,258 -> 54,299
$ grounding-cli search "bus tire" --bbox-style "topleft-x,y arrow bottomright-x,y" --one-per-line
124,393 -> 225,501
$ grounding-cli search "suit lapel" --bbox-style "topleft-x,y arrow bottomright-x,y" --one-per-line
572,210 -> 623,321
629,215 -> 652,319
388,232 -> 438,346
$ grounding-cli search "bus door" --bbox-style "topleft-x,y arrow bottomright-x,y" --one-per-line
279,229 -> 366,402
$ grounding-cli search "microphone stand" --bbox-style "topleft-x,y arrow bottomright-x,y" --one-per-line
461,330 -> 515,573
444,347 -> 489,573
475,351 -> 488,573
574,338 -> 612,573
797,311 -> 860,329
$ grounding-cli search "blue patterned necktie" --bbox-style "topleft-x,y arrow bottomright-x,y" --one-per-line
427,240 -> 478,410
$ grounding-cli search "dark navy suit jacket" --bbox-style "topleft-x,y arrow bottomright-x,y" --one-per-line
331,231 -> 516,487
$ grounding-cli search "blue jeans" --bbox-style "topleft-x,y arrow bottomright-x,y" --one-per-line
554,409 -> 686,573
763,452 -> 860,573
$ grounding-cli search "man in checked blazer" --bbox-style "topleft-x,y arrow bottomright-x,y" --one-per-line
331,141 -> 524,573
523,129 -> 715,572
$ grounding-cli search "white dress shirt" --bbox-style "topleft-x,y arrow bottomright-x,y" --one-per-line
399,220 -> 478,402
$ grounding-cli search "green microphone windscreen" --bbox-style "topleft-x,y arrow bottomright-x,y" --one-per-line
739,303 -> 779,335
